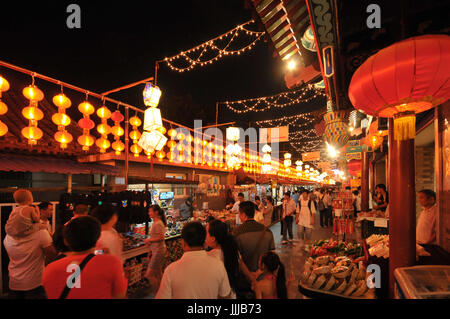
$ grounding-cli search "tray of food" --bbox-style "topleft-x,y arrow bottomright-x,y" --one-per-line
299,255 -> 376,299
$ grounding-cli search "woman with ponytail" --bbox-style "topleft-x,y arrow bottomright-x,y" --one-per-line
254,251 -> 287,299
206,219 -> 239,299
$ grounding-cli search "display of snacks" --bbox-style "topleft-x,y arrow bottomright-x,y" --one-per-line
358,210 -> 386,219
310,238 -> 364,260
366,234 -> 430,259
122,232 -> 148,251
300,256 -> 374,298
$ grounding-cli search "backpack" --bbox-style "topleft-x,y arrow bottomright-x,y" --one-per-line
317,195 -> 325,211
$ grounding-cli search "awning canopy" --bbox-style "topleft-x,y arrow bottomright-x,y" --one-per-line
0,153 -> 119,176
128,176 -> 199,185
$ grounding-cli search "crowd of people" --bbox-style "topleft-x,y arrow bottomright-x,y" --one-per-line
2,184 -> 437,299
3,188 -> 287,300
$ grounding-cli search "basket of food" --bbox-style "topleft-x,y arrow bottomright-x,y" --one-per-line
299,255 -> 376,299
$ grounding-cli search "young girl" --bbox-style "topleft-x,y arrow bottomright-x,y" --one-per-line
5,189 -> 42,238
254,252 -> 287,299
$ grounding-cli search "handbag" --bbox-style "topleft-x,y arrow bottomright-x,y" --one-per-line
59,253 -> 96,299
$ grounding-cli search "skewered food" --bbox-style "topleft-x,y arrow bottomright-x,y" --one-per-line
313,275 -> 327,289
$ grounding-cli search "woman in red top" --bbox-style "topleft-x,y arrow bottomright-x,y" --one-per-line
43,216 -> 128,299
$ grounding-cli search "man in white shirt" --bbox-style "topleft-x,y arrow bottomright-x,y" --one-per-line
231,193 -> 245,226
156,222 -> 231,299
281,192 -> 297,244
416,189 -> 437,245
4,229 -> 57,299
38,202 -> 54,235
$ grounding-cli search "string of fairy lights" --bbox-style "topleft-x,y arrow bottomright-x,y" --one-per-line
162,20 -> 264,73
221,84 -> 326,114
254,112 -> 317,129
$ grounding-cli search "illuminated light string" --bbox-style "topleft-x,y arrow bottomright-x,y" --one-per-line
162,20 -> 264,73
254,112 -> 317,129
222,85 -> 326,114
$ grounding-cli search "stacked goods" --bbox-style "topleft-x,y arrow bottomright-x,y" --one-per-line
301,256 -> 373,298
124,258 -> 143,286
366,234 -> 430,259
366,234 -> 389,258
358,210 -> 386,218
122,233 -> 148,251
310,238 -> 364,260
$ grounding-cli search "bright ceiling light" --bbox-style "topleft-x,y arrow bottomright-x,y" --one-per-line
287,60 -> 296,70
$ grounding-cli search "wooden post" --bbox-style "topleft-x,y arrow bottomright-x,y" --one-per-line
361,151 -> 370,212
67,173 -> 72,194
125,107 -> 130,187
388,118 -> 416,297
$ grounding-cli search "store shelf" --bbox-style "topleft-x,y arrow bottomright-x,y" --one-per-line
123,245 -> 150,260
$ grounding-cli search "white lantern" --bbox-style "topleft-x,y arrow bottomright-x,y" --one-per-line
262,153 -> 271,163
295,160 -> 303,166
226,127 -> 240,142
262,144 -> 272,153
143,83 -> 162,108
139,130 -> 168,152
284,152 -> 291,160
284,159 -> 291,167
143,107 -> 163,131
296,165 -> 302,171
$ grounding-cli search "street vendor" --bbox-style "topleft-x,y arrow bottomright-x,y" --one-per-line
373,184 -> 389,212
416,189 -> 437,245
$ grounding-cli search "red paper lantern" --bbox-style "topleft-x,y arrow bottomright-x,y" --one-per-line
78,118 -> 95,130
349,35 -> 450,140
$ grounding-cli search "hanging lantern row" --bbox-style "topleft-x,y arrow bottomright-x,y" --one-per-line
0,75 -> 10,136
22,82 -> 44,145
52,92 -> 72,149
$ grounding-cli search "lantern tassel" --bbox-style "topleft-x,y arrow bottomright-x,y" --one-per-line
394,112 -> 416,141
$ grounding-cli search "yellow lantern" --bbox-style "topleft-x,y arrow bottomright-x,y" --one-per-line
52,113 -> 71,126
111,125 -> 124,137
97,123 -> 111,135
143,83 -> 162,108
112,140 -> 125,155
144,149 -> 154,159
0,76 -> 10,94
284,153 -> 292,160
156,126 -> 166,135
77,134 -> 94,151
23,85 -> 44,102
186,135 -> 194,143
54,131 -> 73,149
168,129 -> 177,138
97,106 -> 111,119
156,150 -> 165,161
78,101 -> 95,115
129,130 -> 142,141
22,106 -> 44,121
52,94 -> 71,109
129,116 -> 142,127
0,120 -> 8,136
167,140 -> 177,149
0,101 -> 8,115
167,151 -> 176,161
130,143 -> 142,157
21,126 -> 43,145
96,137 -> 110,153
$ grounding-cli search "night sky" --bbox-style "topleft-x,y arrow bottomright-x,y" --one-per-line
0,0 -> 302,129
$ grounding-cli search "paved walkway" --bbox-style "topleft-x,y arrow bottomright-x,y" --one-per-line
270,212 -> 335,299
